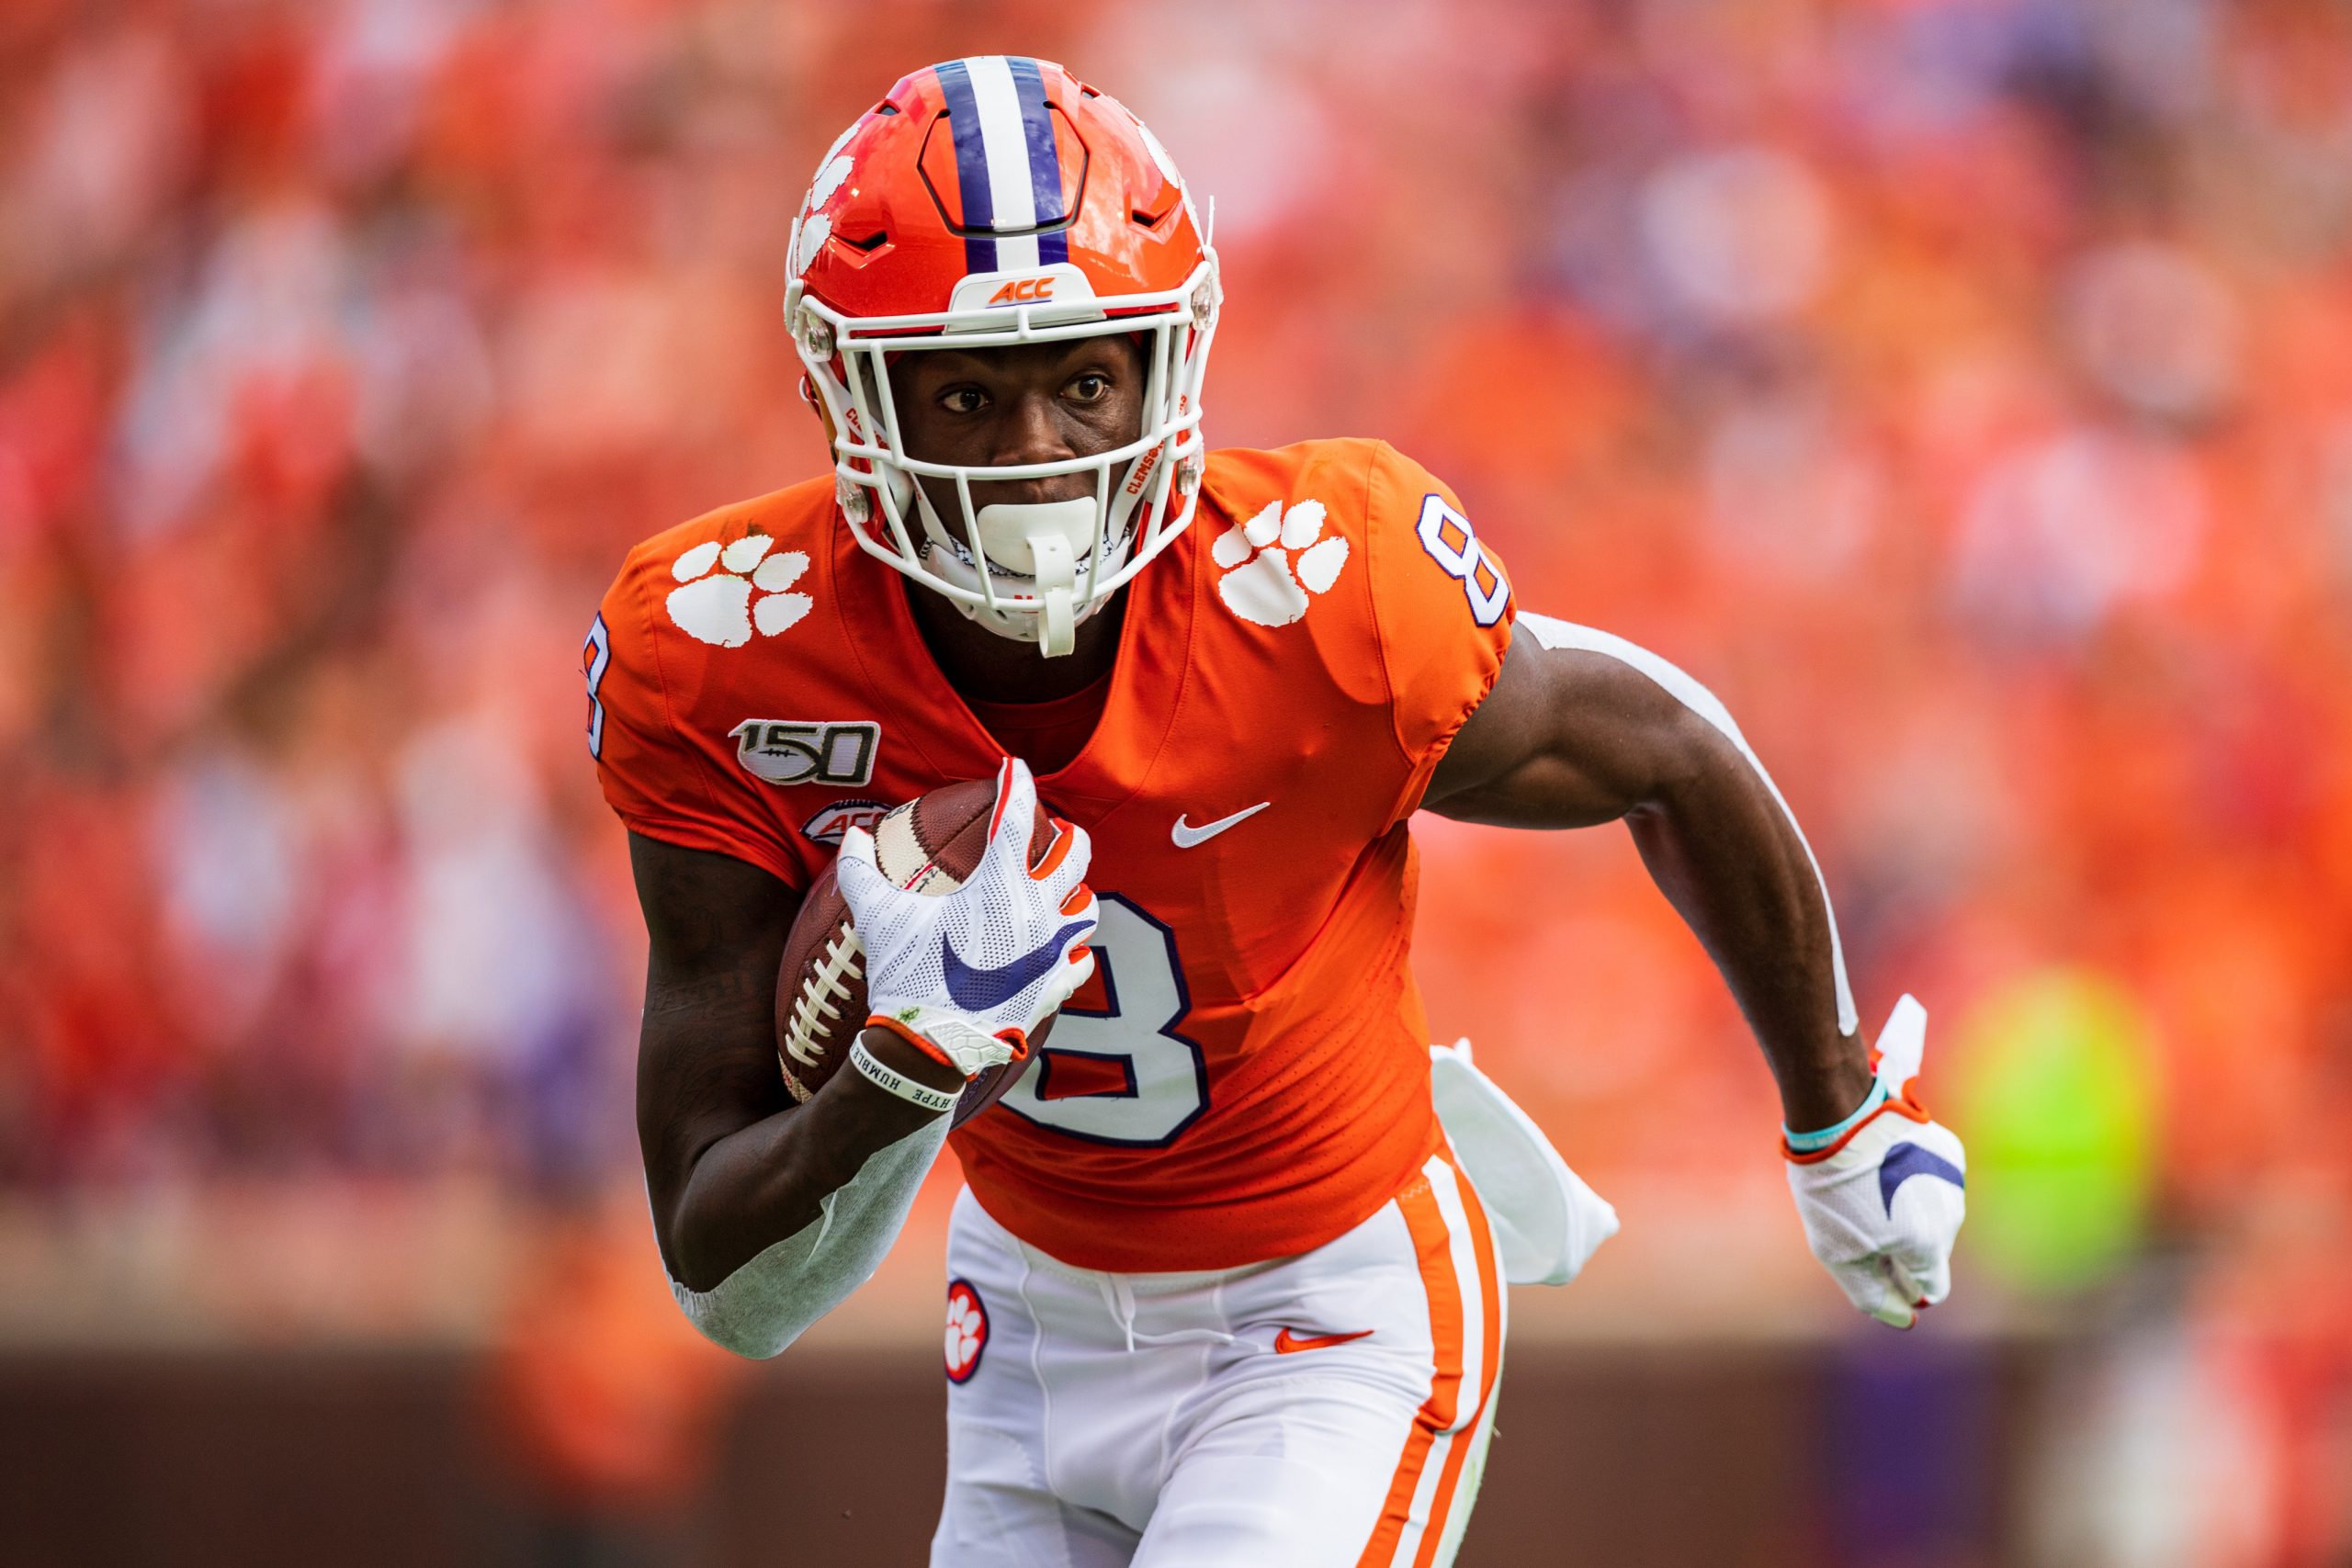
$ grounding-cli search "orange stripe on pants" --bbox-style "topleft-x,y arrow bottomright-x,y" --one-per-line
1410,1166 -> 1502,1568
1353,1171 -> 1468,1568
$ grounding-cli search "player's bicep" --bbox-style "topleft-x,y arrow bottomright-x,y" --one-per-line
1422,622 -> 1716,829
630,832 -> 801,1197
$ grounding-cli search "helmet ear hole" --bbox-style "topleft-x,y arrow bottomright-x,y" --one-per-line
798,375 -> 819,406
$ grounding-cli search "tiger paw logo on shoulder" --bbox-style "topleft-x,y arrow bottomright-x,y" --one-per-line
666,535 -> 814,648
1213,499 -> 1351,627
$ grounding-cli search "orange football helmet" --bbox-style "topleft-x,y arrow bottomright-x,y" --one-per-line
782,57 -> 1220,656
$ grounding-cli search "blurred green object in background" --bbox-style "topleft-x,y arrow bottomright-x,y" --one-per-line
1951,969 -> 2161,1294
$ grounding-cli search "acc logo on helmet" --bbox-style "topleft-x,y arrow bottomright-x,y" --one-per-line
987,276 -> 1056,304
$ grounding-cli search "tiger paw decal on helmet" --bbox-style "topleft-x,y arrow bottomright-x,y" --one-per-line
665,535 -> 814,648
1212,499 -> 1350,628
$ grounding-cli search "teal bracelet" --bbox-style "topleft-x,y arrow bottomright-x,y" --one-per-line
1782,1078 -> 1890,1153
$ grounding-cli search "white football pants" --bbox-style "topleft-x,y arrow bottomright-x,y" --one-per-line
931,1153 -> 1506,1567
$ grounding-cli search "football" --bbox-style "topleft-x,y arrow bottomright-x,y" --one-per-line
775,776 -> 1057,1126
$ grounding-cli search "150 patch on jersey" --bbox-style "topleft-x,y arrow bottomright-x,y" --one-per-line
731,719 -> 879,786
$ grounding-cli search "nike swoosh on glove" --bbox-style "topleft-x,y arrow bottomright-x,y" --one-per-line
836,757 -> 1099,1081
1784,995 -> 1967,1329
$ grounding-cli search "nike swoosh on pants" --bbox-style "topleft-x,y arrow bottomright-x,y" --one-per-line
1272,1326 -> 1374,1354
942,920 -> 1092,1012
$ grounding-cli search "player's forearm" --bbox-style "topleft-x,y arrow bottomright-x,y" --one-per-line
650,1023 -> 957,1292
665,1107 -> 860,1292
1625,748 -> 1873,1131
668,1112 -> 952,1359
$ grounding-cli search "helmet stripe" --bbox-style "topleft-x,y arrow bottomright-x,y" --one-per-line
960,56 -> 1043,271
931,60 -> 998,273
1006,57 -> 1069,265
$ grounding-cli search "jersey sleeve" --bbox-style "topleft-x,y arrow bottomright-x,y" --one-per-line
585,549 -> 806,889
1363,441 -> 1516,824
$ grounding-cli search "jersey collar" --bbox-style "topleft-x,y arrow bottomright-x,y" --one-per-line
829,506 -> 1201,811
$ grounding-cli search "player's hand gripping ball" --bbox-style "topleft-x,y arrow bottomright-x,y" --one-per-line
774,758 -> 1097,1125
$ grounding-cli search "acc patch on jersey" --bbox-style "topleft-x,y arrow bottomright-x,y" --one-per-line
945,1278 -> 989,1383
801,797 -> 889,845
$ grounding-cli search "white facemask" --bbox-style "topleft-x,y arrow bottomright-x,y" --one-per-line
787,255 -> 1221,658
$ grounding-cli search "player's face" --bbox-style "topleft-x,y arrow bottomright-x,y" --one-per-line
890,335 -> 1148,516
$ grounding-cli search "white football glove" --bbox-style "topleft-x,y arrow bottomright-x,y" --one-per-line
836,758 -> 1099,1080
1784,995 -> 1967,1329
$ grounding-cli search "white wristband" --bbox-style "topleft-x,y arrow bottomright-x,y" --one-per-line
849,1035 -> 959,1115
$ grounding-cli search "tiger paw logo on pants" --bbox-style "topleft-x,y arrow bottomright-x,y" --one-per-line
1213,499 -> 1350,627
944,1279 -> 989,1383
666,535 -> 813,647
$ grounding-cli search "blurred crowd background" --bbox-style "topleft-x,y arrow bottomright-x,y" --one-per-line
3,0 -> 2349,1563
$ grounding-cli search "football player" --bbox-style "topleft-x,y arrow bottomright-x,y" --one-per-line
587,56 -> 1967,1567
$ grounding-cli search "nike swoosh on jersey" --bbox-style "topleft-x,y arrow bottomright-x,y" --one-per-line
1273,1326 -> 1375,1355
1170,801 -> 1271,848
941,920 -> 1092,1012
1879,1142 -> 1965,1215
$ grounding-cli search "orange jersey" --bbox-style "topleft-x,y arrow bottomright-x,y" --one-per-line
589,439 -> 1514,1271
